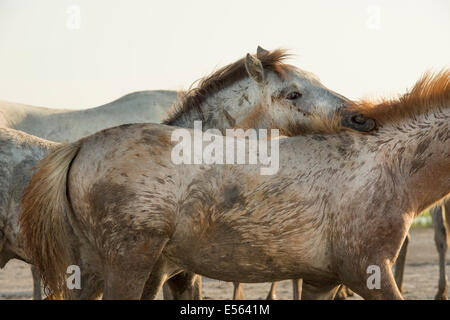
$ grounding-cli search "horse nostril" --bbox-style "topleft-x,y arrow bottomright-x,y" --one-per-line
340,111 -> 377,132
352,115 -> 366,125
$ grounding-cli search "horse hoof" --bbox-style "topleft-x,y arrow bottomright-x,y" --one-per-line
435,293 -> 448,300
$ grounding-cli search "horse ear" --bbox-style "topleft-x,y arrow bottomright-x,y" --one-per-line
256,46 -> 269,57
245,53 -> 265,84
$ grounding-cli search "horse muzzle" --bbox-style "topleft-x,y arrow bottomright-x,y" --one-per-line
340,111 -> 377,132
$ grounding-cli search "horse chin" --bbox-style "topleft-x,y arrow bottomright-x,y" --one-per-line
341,112 -> 377,132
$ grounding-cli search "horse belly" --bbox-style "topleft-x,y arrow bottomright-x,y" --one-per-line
164,218 -> 331,283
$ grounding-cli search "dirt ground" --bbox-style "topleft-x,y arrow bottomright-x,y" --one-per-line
0,227 -> 448,300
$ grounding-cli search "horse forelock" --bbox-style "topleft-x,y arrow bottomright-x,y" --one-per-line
163,48 -> 293,124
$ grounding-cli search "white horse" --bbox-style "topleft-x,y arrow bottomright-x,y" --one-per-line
0,90 -> 177,142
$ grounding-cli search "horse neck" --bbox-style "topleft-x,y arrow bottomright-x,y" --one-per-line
168,77 -> 262,131
371,107 -> 450,214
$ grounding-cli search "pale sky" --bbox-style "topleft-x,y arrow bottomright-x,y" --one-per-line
0,0 -> 448,109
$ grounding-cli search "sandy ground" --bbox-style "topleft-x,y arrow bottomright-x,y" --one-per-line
0,227 -> 448,300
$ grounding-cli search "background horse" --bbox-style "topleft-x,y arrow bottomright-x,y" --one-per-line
0,90 -> 177,142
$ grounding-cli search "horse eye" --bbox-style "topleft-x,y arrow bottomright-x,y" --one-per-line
286,91 -> 302,100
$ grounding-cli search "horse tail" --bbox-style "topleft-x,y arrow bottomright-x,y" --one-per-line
19,141 -> 81,299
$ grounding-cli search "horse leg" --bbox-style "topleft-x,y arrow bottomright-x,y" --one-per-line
393,233 -> 410,294
31,265 -> 42,300
102,236 -> 168,300
431,204 -> 448,300
63,255 -> 103,300
344,286 -> 354,297
335,284 -> 356,300
140,257 -> 169,300
162,283 -> 173,299
292,279 -> 302,300
161,272 -> 202,300
69,272 -> 103,300
350,263 -> 403,300
233,282 -> 244,300
266,282 -> 277,300
334,285 -> 348,300
445,198 -> 450,235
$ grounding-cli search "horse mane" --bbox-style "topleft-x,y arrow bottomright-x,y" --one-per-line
163,49 -> 293,125
280,69 -> 449,137
350,69 -> 450,126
